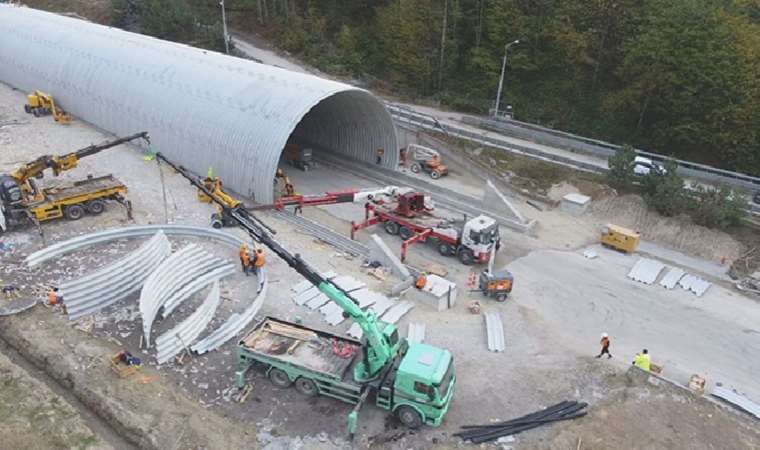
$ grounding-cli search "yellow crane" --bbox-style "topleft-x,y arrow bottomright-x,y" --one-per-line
0,132 -> 149,233
24,90 -> 72,124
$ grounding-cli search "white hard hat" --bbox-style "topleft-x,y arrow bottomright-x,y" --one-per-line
601,333 -> 608,338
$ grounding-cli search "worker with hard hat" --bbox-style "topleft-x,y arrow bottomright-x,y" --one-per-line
239,244 -> 250,276
253,248 -> 265,276
596,333 -> 612,359
415,272 -> 427,290
633,349 -> 651,371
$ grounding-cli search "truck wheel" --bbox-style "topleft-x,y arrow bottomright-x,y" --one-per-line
268,368 -> 292,387
64,204 -> 85,221
458,248 -> 475,265
399,226 -> 413,240
384,221 -> 399,235
33,108 -> 41,117
86,200 -> 106,215
438,242 -> 452,256
295,377 -> 318,397
396,406 -> 423,428
24,104 -> 31,114
496,293 -> 508,302
430,170 -> 441,180
210,213 -> 223,229
410,163 -> 421,174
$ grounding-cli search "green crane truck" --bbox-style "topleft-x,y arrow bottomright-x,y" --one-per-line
156,153 -> 456,435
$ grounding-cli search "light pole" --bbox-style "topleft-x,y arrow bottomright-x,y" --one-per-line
493,39 -> 520,118
220,0 -> 230,54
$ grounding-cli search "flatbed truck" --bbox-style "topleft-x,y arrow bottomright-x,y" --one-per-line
237,317 -> 455,428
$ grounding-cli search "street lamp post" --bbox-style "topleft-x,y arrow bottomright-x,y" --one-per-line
493,39 -> 520,118
220,0 -> 230,54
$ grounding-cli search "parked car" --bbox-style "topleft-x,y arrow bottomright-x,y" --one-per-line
753,191 -> 760,205
633,156 -> 667,176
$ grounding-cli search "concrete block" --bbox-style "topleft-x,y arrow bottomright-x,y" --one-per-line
405,274 -> 457,311
560,193 -> 591,216
367,234 -> 410,279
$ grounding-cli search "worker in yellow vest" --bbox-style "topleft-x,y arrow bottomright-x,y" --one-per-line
239,244 -> 250,276
633,349 -> 651,371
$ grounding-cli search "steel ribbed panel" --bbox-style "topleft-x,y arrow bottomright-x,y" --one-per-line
0,5 -> 398,203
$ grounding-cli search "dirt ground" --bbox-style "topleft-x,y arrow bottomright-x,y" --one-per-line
2,66 -> 760,450
0,347 -> 111,450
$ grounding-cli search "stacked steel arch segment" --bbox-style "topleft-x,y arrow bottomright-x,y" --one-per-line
24,225 -> 247,267
155,282 -> 221,364
192,271 -> 268,355
0,5 -> 399,203
140,245 -> 235,347
60,232 -> 171,320
485,311 -> 506,352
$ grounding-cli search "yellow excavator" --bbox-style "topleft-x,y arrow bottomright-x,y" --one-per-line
0,132 -> 149,233
24,91 -> 72,124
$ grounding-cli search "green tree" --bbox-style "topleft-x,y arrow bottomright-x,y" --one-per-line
689,185 -> 748,229
640,160 -> 691,217
606,145 -> 637,191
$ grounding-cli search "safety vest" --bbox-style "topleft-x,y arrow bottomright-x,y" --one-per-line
415,275 -> 427,289
254,252 -> 265,267
239,246 -> 248,260
634,353 -> 651,371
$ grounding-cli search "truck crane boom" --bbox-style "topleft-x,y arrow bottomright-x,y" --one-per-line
10,131 -> 149,192
155,152 -> 398,382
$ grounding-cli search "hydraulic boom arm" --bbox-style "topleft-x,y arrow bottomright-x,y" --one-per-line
155,153 -> 398,381
10,131 -> 150,186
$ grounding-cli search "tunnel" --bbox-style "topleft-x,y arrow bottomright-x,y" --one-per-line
0,4 -> 399,203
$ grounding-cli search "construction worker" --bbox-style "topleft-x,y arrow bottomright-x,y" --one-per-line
633,349 -> 651,371
596,333 -> 612,359
239,244 -> 250,276
376,148 -> 384,165
253,248 -> 265,276
415,272 -> 427,290
46,287 -> 63,306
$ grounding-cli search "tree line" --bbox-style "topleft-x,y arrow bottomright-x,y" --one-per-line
113,0 -> 760,177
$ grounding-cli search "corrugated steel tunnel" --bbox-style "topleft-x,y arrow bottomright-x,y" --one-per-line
0,5 -> 398,203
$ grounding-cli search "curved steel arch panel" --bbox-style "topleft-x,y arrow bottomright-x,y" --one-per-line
0,5 -> 398,203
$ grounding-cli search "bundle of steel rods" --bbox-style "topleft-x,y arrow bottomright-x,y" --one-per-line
454,400 -> 588,444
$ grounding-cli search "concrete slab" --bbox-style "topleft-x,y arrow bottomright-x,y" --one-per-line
560,193 -> 591,216
659,268 -> 685,289
351,288 -> 383,308
379,301 -> 414,324
407,322 -> 425,344
331,275 -> 366,292
370,296 -> 395,317
405,274 -> 457,311
293,287 -> 320,306
291,280 -> 313,295
679,274 -> 711,297
319,302 -> 346,326
305,293 -> 330,310
627,258 -> 665,284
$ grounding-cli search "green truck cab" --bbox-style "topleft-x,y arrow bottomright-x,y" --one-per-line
236,317 -> 455,432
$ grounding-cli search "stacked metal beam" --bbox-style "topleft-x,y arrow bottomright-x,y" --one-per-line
25,224 -> 246,267
61,232 -> 171,320
485,311 -> 505,352
140,244 -> 235,347
407,322 -> 426,344
155,282 -> 221,364
192,271 -> 268,355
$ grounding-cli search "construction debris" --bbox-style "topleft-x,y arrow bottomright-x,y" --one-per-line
455,400 -> 588,444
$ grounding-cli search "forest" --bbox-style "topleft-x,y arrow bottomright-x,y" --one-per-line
113,0 -> 760,177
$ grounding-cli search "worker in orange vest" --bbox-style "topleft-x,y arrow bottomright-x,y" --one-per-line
46,287 -> 63,306
239,244 -> 250,276
415,272 -> 427,290
253,248 -> 265,276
